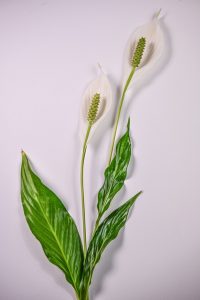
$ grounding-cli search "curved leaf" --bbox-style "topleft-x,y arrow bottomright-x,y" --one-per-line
97,119 -> 131,220
82,191 -> 142,292
21,153 -> 83,295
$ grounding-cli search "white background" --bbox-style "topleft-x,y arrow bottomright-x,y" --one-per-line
0,0 -> 200,299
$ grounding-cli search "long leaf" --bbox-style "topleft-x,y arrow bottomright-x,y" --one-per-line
82,191 -> 142,292
21,152 -> 84,295
97,119 -> 131,220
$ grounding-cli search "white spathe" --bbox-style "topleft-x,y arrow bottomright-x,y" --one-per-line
79,71 -> 112,143
123,14 -> 165,86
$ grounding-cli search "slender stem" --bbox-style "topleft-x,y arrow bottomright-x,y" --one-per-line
80,123 -> 92,256
108,66 -> 136,165
78,289 -> 89,300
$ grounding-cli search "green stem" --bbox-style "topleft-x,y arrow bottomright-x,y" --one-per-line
108,66 -> 136,165
78,289 -> 89,300
80,122 -> 92,256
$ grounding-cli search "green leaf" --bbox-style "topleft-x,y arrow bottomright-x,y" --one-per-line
82,191 -> 142,291
21,152 -> 84,295
97,119 -> 131,220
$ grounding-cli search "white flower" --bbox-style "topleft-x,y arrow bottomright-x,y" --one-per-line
79,68 -> 112,143
123,12 -> 165,86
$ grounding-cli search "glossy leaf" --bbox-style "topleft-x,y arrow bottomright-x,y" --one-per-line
97,119 -> 131,219
82,191 -> 142,291
21,153 -> 84,295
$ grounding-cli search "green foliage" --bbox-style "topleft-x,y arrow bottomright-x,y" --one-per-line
20,118 -> 142,300
81,191 -> 142,294
21,152 -> 84,296
97,119 -> 131,221
20,118 -> 141,300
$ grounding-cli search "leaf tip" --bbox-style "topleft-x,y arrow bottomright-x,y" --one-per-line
133,190 -> 143,201
127,117 -> 130,131
21,150 -> 29,165
21,149 -> 26,156
21,150 -> 28,160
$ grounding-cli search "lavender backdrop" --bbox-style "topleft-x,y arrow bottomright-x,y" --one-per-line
0,0 -> 200,299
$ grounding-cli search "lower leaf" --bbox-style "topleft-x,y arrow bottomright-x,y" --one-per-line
81,191 -> 142,291
21,152 -> 84,295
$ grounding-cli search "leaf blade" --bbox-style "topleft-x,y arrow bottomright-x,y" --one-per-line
82,191 -> 142,291
97,119 -> 131,219
21,153 -> 84,294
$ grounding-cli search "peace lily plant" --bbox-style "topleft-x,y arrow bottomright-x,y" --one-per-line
21,14 -> 165,300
